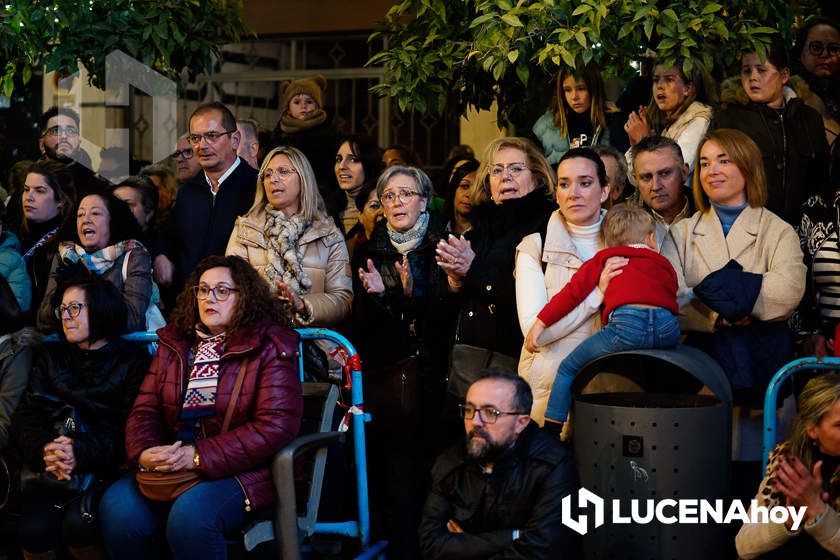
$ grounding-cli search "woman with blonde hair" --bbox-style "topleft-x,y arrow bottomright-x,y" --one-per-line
437,137 -> 557,396
227,145 -> 352,327
533,62 -> 629,165
736,373 -> 840,558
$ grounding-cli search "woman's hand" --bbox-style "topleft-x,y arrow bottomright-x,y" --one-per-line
394,255 -> 414,298
43,436 -> 75,480
275,281 -> 306,314
716,315 -> 752,329
803,334 -> 833,358
525,320 -> 547,353
139,441 -> 193,472
436,235 -> 475,280
599,256 -> 629,295
625,107 -> 649,146
774,456 -> 827,525
358,259 -> 385,295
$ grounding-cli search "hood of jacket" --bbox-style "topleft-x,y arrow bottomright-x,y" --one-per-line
0,230 -> 22,252
719,75 -> 812,107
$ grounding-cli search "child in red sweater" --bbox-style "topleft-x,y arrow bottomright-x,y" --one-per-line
526,204 -> 680,434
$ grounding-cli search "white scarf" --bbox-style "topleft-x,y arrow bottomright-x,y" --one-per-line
387,211 -> 429,255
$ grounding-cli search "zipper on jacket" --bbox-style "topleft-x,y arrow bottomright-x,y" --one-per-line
234,475 -> 253,511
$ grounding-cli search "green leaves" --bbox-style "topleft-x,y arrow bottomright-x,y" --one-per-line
367,0 -> 800,128
0,0 -> 250,92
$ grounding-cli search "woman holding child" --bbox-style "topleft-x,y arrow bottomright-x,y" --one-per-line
514,147 -> 615,423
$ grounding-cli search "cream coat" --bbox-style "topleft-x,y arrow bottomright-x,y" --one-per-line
515,212 -> 603,424
661,206 -> 806,333
226,211 -> 353,327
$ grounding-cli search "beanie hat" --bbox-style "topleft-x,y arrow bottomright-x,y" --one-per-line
282,75 -> 327,111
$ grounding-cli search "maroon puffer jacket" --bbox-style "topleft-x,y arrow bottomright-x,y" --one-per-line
126,318 -> 303,510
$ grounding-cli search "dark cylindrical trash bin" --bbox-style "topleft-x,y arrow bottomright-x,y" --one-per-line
571,346 -> 732,560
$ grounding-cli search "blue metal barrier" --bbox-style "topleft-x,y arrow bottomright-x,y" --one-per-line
762,357 -> 840,471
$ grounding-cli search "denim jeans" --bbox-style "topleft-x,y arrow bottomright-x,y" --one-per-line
99,473 -> 247,560
544,305 -> 680,423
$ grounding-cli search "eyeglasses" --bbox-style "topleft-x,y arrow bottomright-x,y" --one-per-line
44,125 -> 80,138
54,302 -> 88,319
488,162 -> 529,178
262,167 -> 298,181
186,131 -> 234,145
458,404 -> 525,424
170,147 -> 195,160
807,41 -> 840,57
193,284 -> 240,301
380,190 -> 422,205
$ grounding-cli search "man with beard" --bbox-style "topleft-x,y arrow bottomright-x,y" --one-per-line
38,106 -> 108,197
419,369 -> 580,559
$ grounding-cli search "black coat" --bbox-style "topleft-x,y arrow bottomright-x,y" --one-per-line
714,90 -> 830,225
13,340 -> 149,474
459,189 -> 557,358
418,421 -> 580,559
17,215 -> 64,325
352,212 -> 456,384
155,159 -> 257,291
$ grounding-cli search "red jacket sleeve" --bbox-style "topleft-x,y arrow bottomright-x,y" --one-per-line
537,255 -> 602,326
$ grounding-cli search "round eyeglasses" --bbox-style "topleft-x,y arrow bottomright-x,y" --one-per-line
193,284 -> 240,301
54,302 -> 88,319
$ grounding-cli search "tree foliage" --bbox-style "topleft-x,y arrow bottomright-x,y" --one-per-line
368,0 -> 811,127
0,0 -> 250,97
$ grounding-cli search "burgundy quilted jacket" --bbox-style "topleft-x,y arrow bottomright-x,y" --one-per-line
125,319 -> 303,510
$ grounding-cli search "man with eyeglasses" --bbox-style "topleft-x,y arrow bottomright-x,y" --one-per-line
37,106 -> 108,197
171,133 -> 201,183
154,102 -> 257,294
419,369 -> 580,559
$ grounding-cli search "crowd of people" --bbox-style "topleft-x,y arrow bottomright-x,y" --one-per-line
1,18 -> 840,559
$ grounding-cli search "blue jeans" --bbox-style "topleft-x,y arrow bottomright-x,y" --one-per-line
99,473 -> 247,560
544,305 -> 680,423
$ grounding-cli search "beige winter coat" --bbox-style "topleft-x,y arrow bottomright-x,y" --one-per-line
661,206 -> 806,333
514,211 -> 603,424
226,211 -> 353,327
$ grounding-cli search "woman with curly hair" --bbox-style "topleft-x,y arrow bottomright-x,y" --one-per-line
99,255 -> 303,560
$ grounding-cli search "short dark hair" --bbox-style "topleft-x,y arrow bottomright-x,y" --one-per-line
191,101 -> 237,133
631,135 -> 685,166
591,145 -> 628,189
559,147 -> 608,187
52,261 -> 128,341
384,144 -> 422,167
475,368 -> 533,414
445,158 -> 480,220
762,36 -> 791,71
71,192 -> 143,246
354,182 -> 378,213
338,134 -> 383,190
39,106 -> 80,132
114,175 -> 158,215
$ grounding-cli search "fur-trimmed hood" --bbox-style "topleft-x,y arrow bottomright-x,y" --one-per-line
719,75 -> 814,107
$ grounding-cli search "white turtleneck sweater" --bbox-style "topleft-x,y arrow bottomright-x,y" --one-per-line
566,218 -> 602,261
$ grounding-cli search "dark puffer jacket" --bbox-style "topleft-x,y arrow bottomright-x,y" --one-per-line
418,421 -> 580,559
14,340 -> 149,474
125,319 -> 302,511
458,189 -> 557,358
713,77 -> 830,224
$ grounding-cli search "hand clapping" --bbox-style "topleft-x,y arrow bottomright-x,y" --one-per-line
358,259 -> 385,294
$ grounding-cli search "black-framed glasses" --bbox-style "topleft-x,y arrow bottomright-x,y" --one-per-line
193,284 -> 240,301
807,41 -> 840,57
44,125 -> 80,138
262,167 -> 298,181
458,404 -> 525,424
54,302 -> 88,319
380,190 -> 422,205
488,162 -> 529,178
170,147 -> 195,160
186,131 -> 234,145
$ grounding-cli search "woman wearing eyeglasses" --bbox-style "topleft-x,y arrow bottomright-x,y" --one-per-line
36,192 -> 155,334
714,37 -> 830,225
792,17 -> 840,147
436,137 -> 557,401
226,146 -> 352,328
14,266 -> 148,560
99,254 -> 303,560
352,164 -> 455,557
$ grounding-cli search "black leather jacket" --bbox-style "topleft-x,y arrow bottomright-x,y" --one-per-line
419,422 -> 580,559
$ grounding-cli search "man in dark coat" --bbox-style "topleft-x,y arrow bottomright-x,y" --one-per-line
419,369 -> 580,559
154,102 -> 258,295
